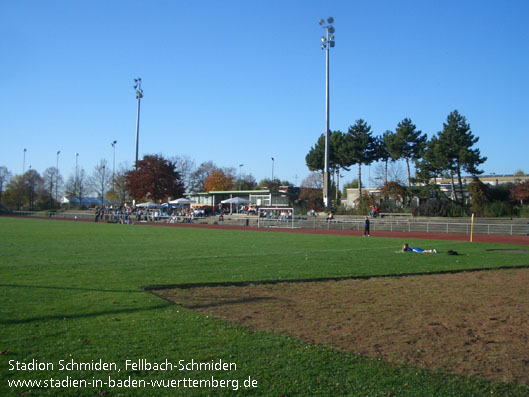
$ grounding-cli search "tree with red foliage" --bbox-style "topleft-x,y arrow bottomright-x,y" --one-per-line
203,169 -> 233,192
299,172 -> 323,212
467,177 -> 491,215
510,180 -> 529,204
380,181 -> 407,202
125,155 -> 184,202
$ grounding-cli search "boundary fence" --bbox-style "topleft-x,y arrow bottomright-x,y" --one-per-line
291,218 -> 529,236
8,211 -> 529,236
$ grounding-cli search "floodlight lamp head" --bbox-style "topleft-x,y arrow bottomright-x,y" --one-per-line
328,26 -> 335,34
327,17 -> 334,24
319,19 -> 325,26
321,36 -> 326,42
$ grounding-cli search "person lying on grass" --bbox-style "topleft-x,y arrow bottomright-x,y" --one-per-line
402,243 -> 437,254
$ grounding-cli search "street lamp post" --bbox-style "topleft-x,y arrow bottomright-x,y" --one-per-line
239,164 -> 244,190
111,140 -> 117,191
133,78 -> 143,169
56,150 -> 60,204
101,164 -> 106,207
75,152 -> 79,207
319,17 -> 335,208
23,148 -> 27,175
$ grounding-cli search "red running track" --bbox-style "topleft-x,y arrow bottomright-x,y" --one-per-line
146,221 -> 529,245
9,216 -> 529,246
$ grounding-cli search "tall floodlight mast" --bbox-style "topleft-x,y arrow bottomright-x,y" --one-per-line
239,164 -> 244,190
23,148 -> 27,175
111,140 -> 117,191
319,17 -> 335,208
133,78 -> 143,169
56,150 -> 60,203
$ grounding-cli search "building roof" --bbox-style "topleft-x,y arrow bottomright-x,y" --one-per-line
61,197 -> 108,205
432,174 -> 529,185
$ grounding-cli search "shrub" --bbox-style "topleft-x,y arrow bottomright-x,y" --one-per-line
483,201 -> 515,217
354,194 -> 375,216
417,199 -> 468,217
518,205 -> 529,218
467,177 -> 491,215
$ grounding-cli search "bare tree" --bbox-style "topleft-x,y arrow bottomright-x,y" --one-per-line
371,162 -> 406,188
23,170 -> 44,210
88,159 -> 111,207
109,164 -> 131,204
65,168 -> 88,207
0,166 -> 12,201
301,172 -> 324,189
42,167 -> 62,209
171,155 -> 196,192
188,161 -> 217,193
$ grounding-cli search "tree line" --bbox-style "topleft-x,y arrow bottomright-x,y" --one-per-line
0,155 -> 293,211
306,110 -> 487,204
1,108 -> 528,215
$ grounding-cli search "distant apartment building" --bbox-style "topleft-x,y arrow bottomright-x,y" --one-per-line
342,174 -> 529,208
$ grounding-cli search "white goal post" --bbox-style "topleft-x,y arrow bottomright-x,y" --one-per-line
257,207 -> 295,229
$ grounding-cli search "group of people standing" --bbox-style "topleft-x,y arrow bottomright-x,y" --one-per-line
94,205 -> 133,224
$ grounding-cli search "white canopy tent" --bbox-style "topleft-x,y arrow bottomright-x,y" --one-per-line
221,197 -> 250,205
221,197 -> 250,214
136,202 -> 161,208
168,198 -> 196,205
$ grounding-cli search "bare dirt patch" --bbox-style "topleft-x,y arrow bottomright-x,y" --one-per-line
156,268 -> 529,385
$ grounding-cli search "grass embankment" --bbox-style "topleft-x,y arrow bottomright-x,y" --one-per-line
1,217 -> 528,396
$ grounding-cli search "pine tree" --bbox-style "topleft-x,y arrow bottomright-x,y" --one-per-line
394,118 -> 427,187
437,110 -> 487,202
342,119 -> 378,197
305,130 -> 349,204
376,130 -> 398,186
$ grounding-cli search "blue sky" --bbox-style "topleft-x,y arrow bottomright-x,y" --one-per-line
1,0 -> 528,188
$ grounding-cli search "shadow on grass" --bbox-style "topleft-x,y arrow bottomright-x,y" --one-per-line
142,264 -> 529,291
2,302 -> 173,326
0,284 -> 142,294
185,296 -> 280,309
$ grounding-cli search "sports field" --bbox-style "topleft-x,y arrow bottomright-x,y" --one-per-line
1,217 -> 529,396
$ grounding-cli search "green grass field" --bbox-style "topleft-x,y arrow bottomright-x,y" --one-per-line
1,217 -> 528,396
